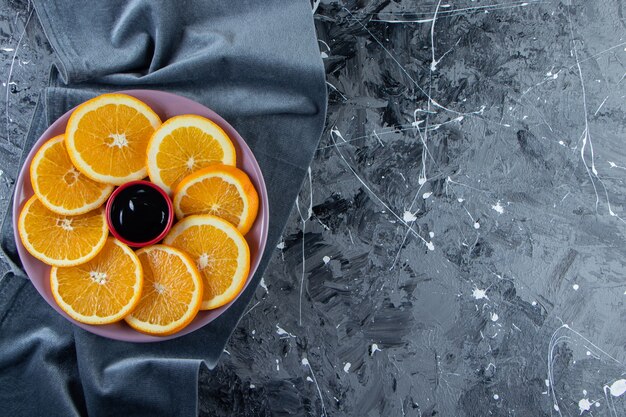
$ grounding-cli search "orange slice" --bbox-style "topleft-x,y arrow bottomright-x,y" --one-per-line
50,238 -> 143,325
18,196 -> 108,266
173,165 -> 259,235
164,215 -> 250,310
125,245 -> 203,335
30,135 -> 114,215
146,114 -> 236,194
65,93 -> 162,185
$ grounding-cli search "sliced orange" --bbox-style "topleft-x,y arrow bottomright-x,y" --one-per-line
164,215 -> 250,310
18,196 -> 108,267
30,135 -> 114,215
125,245 -> 203,335
50,238 -> 143,325
65,93 -> 162,185
146,114 -> 236,194
173,164 -> 259,235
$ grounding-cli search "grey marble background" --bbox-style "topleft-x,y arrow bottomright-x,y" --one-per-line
2,0 -> 626,416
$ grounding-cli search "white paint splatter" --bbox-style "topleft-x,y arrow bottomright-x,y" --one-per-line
250,384 -> 256,389
343,362 -> 351,373
323,256 -> 331,264
532,301 -> 538,306
473,221 -> 480,229
275,359 -> 280,371
276,324 -> 296,338
492,201 -> 505,214
403,211 -> 417,222
578,398 -> 591,413
490,312 -> 499,322
457,198 -> 465,202
307,376 -> 314,382
608,379 -> 626,397
493,394 -> 499,400
429,231 -> 434,238
422,192 -> 433,199
260,277 -> 268,293
276,241 -> 285,249
301,358 -> 309,366
573,284 -> 579,291
370,343 -> 381,355
426,241 -> 435,251
472,288 -> 489,300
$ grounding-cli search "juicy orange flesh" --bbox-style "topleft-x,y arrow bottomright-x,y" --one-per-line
133,250 -> 197,325
74,104 -> 155,176
157,126 -> 225,188
55,241 -> 139,316
35,139 -> 109,210
23,199 -> 105,261
178,177 -> 243,225
168,225 -> 238,303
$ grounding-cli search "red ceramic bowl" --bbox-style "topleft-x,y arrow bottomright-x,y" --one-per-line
12,90 -> 269,342
105,180 -> 174,248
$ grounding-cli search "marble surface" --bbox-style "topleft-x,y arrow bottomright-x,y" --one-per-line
2,0 -> 626,415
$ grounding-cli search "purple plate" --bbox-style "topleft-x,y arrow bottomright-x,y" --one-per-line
12,90 -> 269,342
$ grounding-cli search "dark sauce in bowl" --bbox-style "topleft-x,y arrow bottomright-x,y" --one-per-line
108,183 -> 171,245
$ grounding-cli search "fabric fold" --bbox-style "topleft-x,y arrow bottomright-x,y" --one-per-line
1,1 -> 326,416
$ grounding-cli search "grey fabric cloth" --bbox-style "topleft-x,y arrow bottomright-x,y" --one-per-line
0,1 -> 326,416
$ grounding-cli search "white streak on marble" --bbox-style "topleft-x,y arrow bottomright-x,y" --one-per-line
372,130 -> 384,147
429,0 -> 443,71
301,357 -> 327,417
594,95 -> 609,115
330,127 -> 434,251
5,8 -> 34,148
295,167 -> 313,325
548,324 -> 621,416
260,277 -> 268,293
